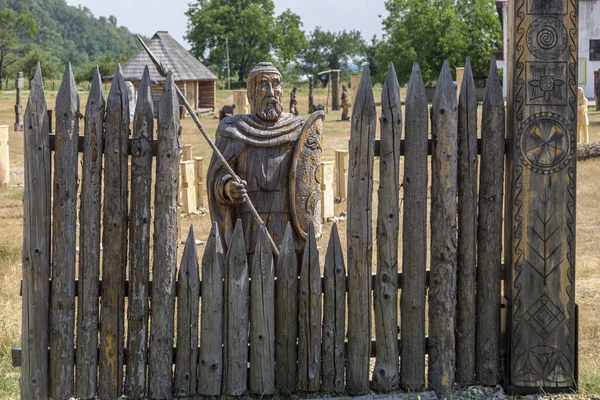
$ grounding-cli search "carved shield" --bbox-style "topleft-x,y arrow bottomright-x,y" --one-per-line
289,110 -> 325,240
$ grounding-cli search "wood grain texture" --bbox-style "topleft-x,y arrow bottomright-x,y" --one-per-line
476,57 -> 505,386
148,72 -> 181,400
198,222 -> 225,396
21,63 -> 50,400
456,58 -> 478,386
126,66 -> 153,399
77,66 -> 104,399
249,226 -> 276,395
223,219 -> 249,396
175,226 -> 200,396
373,62 -> 401,392
275,223 -> 298,392
49,63 -> 79,400
428,61 -> 458,400
322,223 -> 346,393
99,64 -> 129,400
401,63 -> 428,392
346,64 -> 376,395
298,223 -> 322,392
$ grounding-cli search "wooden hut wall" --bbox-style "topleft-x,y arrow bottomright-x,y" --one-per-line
198,80 -> 216,111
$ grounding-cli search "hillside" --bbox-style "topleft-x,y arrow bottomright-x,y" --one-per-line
0,0 -> 144,67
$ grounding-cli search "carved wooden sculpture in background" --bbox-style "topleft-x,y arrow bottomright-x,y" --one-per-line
308,77 -> 315,113
341,85 -> 350,121
578,87 -> 589,143
207,62 -> 324,257
290,87 -> 299,116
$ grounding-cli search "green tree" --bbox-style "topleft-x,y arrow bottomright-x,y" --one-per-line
273,9 -> 307,68
17,45 -> 61,82
301,27 -> 366,74
186,0 -> 283,83
378,0 -> 501,85
0,8 -> 39,89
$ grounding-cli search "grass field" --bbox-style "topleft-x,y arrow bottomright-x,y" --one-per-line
1,80 -> 600,399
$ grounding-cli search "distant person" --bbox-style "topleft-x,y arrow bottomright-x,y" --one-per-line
341,85 -> 350,121
290,87 -> 299,116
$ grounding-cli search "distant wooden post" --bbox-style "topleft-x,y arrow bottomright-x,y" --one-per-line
180,160 -> 196,214
350,74 -> 361,92
321,161 -> 335,222
0,126 -> 8,185
331,70 -> 341,110
14,72 -> 24,131
194,156 -> 205,208
595,70 -> 600,111
456,67 -> 465,100
233,90 -> 248,115
505,0 -> 578,391
182,143 -> 193,161
335,149 -> 348,201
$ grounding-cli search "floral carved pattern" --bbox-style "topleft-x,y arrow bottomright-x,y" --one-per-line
528,63 -> 566,103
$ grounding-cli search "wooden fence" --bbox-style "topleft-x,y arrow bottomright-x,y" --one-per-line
17,56 -> 509,400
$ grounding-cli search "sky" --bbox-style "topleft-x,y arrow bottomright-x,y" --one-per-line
63,0 -> 387,49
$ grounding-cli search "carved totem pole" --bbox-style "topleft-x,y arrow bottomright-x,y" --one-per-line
505,0 -> 577,392
207,62 -> 324,257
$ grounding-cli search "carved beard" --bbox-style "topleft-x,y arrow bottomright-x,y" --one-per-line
256,96 -> 283,122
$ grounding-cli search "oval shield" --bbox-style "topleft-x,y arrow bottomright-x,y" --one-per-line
289,110 -> 325,240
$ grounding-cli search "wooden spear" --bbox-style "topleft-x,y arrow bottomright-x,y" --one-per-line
135,35 -> 280,256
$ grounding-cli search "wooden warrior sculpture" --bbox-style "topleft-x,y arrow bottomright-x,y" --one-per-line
207,62 -> 324,256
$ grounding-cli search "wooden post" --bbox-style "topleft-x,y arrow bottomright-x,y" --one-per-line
175,226 -> 200,397
595,70 -> 600,111
233,90 -> 248,115
321,161 -> 335,222
195,156 -> 205,208
373,63 -> 401,392
477,57 -> 505,386
456,58 -> 478,386
0,125 -> 9,185
77,68 -> 104,399
99,65 -> 129,400
198,222 -> 225,396
429,61 -> 458,400
331,70 -> 341,110
401,63 -> 428,392
274,223 -> 298,392
14,71 -> 24,131
505,0 -> 578,390
148,72 -> 181,400
322,223 -> 346,393
182,143 -> 193,161
456,67 -> 465,100
180,160 -> 197,214
125,66 -> 153,399
21,63 -> 50,400
335,149 -> 348,201
351,74 -> 362,92
346,65 -> 375,395
249,227 -> 275,395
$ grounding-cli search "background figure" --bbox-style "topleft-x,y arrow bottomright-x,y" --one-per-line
341,85 -> 350,121
290,87 -> 299,116
308,77 -> 314,113
578,87 -> 589,143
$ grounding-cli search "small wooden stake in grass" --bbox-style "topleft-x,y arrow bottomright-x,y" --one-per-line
373,62 -> 401,392
429,60 -> 458,400
401,63 -> 428,391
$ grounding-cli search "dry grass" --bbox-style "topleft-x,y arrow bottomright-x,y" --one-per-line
0,83 -> 599,399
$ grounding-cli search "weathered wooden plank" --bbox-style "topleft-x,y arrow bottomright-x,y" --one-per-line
125,65 -> 153,399
223,219 -> 249,396
373,62 -> 401,392
77,65 -> 104,400
50,63 -> 79,400
476,57 -> 505,386
401,63 -> 428,392
249,226 -> 275,394
322,223 -> 346,393
346,64 -> 376,395
456,58 -> 478,386
428,60 -> 458,399
198,222 -> 225,396
275,223 -> 298,392
21,63 -> 50,400
99,64 -> 129,400
298,223 -> 322,392
148,71 -> 181,400
175,226 -> 200,396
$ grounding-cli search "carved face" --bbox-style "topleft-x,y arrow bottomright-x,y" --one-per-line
248,72 -> 283,122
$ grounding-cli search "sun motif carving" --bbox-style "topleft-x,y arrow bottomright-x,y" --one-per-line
529,63 -> 566,103
523,121 -> 567,166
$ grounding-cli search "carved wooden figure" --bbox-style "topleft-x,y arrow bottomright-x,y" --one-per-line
341,85 -> 351,121
290,87 -> 299,116
578,87 -> 589,143
309,77 -> 315,113
207,62 -> 323,254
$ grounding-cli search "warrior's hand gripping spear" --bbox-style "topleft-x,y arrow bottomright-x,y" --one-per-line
135,35 -> 280,256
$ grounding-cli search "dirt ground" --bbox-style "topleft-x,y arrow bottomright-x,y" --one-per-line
0,81 -> 600,399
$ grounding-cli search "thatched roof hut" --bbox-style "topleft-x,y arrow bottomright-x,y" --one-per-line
122,31 -> 218,112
